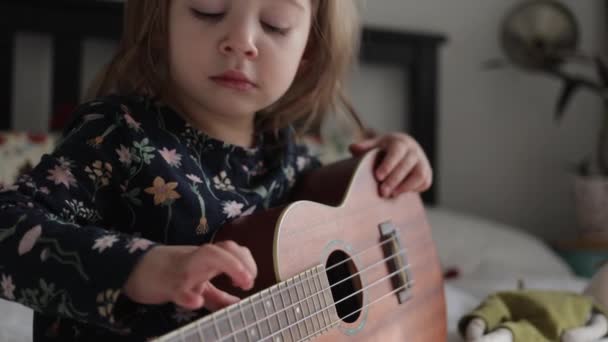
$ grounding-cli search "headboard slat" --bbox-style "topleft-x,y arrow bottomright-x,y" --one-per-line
0,31 -> 14,130
51,37 -> 83,131
410,45 -> 441,205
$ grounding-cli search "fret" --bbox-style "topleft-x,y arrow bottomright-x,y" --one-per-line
252,292 -> 272,339
314,269 -> 329,331
214,311 -> 233,342
195,319 -> 206,342
180,327 -> 202,342
278,282 -> 301,341
239,300 -> 260,341
302,269 -> 321,336
212,314 -> 222,341
227,306 -> 249,342
261,289 -> 284,341
227,307 -> 236,334
286,278 -> 307,339
270,285 -> 292,342
198,318 -> 218,342
319,272 -> 338,323
312,271 -> 331,330
178,326 -> 187,342
195,318 -> 218,342
293,275 -> 313,339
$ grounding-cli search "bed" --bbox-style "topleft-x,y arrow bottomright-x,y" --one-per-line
429,208 -> 588,341
0,1 -> 588,341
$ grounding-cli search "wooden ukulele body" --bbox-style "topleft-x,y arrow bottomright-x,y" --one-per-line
211,150 -> 446,341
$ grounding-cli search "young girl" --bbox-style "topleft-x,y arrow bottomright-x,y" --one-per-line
0,0 -> 432,340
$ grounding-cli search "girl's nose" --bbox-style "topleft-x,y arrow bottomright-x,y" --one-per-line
219,27 -> 259,59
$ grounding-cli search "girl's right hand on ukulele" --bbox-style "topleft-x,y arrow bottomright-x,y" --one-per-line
123,241 -> 257,311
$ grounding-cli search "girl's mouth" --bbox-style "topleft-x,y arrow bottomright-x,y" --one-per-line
210,70 -> 257,91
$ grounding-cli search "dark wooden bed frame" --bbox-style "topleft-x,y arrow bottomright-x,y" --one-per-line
0,0 -> 446,204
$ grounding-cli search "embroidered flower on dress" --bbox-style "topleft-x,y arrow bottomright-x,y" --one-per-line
196,217 -> 209,235
222,201 -> 244,218
57,157 -> 73,170
158,148 -> 182,168
93,235 -> 119,253
85,161 -> 113,187
116,145 -> 133,166
241,206 -> 257,217
297,156 -> 309,171
213,171 -> 235,191
47,165 -> 77,189
18,225 -> 42,255
126,238 -> 154,254
87,136 -> 105,148
97,289 -> 121,324
284,166 -> 295,186
242,162 -> 266,177
121,105 -> 142,131
40,248 -> 50,262
1,274 -> 15,300
144,177 -> 181,205
63,200 -> 100,223
186,174 -> 203,184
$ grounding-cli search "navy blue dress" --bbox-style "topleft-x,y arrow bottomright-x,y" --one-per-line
0,95 -> 320,341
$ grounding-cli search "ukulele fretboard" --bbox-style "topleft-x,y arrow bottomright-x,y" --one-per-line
158,265 -> 339,342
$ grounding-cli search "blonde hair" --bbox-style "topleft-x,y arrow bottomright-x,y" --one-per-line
88,0 -> 363,136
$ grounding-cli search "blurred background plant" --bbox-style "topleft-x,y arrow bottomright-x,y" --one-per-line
487,0 -> 608,176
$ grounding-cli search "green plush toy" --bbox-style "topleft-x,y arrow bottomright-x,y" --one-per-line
458,289 -> 608,342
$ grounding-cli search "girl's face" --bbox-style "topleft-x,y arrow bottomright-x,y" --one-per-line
167,0 -> 312,127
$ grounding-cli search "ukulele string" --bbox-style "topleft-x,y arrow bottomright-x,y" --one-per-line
182,240 -> 413,342
225,259 -> 413,342
183,232 -> 404,336
293,278 -> 413,342
182,234 -> 399,338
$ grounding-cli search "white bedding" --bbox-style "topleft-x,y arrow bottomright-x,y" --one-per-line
0,299 -> 32,342
0,207 -> 587,342
426,207 -> 588,342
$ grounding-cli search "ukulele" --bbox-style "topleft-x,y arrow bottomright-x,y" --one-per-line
154,149 -> 446,341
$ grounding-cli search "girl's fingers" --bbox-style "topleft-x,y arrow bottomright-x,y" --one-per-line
175,282 -> 240,312
174,288 -> 205,310
215,241 -> 258,282
201,283 -> 241,312
393,171 -> 425,195
190,245 -> 253,291
381,153 -> 416,196
376,139 -> 407,181
393,164 -> 432,195
413,169 -> 433,192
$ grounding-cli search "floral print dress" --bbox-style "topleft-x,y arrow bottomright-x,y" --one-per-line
0,95 -> 320,341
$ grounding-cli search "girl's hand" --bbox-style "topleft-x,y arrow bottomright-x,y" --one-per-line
123,241 -> 257,311
349,132 -> 433,197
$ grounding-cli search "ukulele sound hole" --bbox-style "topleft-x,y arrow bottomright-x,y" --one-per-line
325,250 -> 363,323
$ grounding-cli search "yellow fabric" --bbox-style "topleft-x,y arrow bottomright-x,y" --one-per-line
458,290 -> 608,341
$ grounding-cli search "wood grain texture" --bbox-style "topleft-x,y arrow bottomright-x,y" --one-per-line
213,150 -> 446,341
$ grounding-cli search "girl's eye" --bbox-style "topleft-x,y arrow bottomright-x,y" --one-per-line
191,8 -> 225,21
262,22 -> 289,35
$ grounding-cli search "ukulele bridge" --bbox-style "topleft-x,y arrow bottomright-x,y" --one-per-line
379,221 -> 412,304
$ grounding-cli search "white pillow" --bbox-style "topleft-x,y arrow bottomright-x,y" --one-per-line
425,206 -> 573,277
